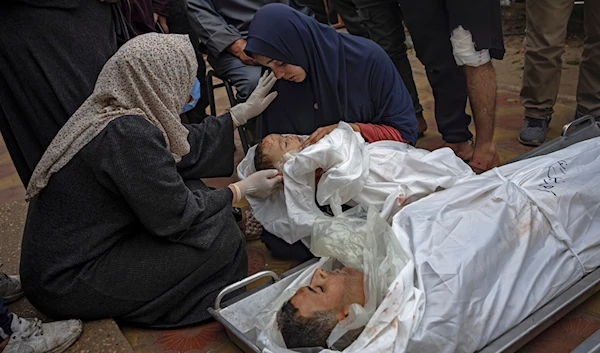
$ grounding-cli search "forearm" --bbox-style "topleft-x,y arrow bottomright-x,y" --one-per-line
187,0 -> 242,56
356,123 -> 407,143
177,114 -> 235,178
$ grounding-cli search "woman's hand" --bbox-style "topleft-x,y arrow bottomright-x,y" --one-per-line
300,123 -> 360,149
229,169 -> 283,204
230,71 -> 278,126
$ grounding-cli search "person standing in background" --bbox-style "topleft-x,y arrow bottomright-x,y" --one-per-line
121,0 -> 210,123
0,0 -> 118,186
518,0 -> 600,146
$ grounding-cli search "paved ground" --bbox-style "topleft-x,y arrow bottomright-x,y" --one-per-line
1,23 -> 598,353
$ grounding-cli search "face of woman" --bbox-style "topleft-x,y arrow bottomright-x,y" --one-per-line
253,54 -> 307,83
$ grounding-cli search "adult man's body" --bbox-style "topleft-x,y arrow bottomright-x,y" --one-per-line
398,0 -> 505,173
274,135 -> 600,351
278,267 -> 365,348
518,0 -> 600,146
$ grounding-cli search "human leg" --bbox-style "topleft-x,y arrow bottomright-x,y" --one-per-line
298,0 -> 329,24
353,0 -> 425,133
328,0 -> 369,38
0,299 -> 11,344
208,53 -> 262,103
463,63 -> 500,172
447,0 -> 504,171
22,180 -> 247,328
26,228 -> 247,327
0,1 -> 117,186
168,0 -> 209,123
399,0 -> 472,150
0,274 -> 23,304
519,0 -> 573,144
261,230 -> 313,262
0,297 -> 82,353
576,0 -> 600,119
208,53 -> 263,141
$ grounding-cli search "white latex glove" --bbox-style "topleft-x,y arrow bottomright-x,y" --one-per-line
230,71 -> 278,126
231,169 -> 282,202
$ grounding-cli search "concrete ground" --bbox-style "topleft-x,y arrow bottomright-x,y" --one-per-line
1,15 -> 599,353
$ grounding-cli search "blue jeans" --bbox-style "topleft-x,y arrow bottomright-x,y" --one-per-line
0,298 -> 12,340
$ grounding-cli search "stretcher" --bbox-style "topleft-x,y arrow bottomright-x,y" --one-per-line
210,116 -> 600,353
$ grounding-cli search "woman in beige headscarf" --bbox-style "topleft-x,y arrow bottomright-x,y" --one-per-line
19,33 -> 281,327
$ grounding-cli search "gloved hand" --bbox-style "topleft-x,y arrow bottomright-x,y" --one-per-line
230,71 -> 278,126
231,169 -> 282,203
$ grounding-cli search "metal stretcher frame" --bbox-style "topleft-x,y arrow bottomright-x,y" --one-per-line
210,116 -> 600,353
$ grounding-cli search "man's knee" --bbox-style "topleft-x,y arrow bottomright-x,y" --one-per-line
234,72 -> 260,102
450,26 -> 491,68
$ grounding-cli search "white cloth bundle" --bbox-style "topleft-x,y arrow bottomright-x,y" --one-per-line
237,122 -> 474,244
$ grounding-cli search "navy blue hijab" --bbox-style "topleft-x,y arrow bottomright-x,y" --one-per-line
246,4 -> 417,145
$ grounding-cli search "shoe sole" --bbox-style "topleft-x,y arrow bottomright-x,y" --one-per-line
48,326 -> 83,353
518,136 -> 544,147
3,291 -> 24,304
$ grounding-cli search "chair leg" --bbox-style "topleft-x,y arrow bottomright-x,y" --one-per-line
221,78 -> 252,154
206,70 -> 217,117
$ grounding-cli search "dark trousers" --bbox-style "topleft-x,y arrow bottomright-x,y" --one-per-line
328,0 -> 370,38
351,0 -> 423,115
261,230 -> 313,262
298,0 -> 329,24
168,0 -> 209,123
396,0 -> 473,143
0,298 -> 12,340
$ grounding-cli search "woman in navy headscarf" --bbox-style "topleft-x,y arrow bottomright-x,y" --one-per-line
246,3 -> 418,147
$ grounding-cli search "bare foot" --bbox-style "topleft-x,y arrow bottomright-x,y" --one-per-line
441,140 -> 474,161
469,143 -> 501,174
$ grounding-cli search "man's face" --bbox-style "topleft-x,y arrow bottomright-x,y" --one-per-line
253,54 -> 307,83
261,134 -> 304,165
291,267 -> 365,322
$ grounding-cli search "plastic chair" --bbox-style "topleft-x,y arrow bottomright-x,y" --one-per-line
206,70 -> 253,154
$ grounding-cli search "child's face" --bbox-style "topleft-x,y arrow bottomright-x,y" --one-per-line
261,134 -> 304,164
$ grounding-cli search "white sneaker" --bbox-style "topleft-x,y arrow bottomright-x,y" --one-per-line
0,273 -> 24,304
3,314 -> 83,353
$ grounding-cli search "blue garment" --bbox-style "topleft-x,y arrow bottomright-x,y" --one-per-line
181,78 -> 201,114
0,298 -> 12,340
245,4 -> 417,145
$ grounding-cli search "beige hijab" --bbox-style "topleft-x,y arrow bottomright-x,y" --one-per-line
26,33 -> 198,201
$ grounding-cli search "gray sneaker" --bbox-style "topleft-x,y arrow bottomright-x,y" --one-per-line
3,314 -> 83,353
0,273 -> 24,304
518,117 -> 551,146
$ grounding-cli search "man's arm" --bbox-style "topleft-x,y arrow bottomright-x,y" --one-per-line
187,0 -> 243,59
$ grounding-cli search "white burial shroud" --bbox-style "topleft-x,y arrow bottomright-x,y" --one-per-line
398,136 -> 600,352
236,122 -> 474,244
251,136 -> 600,353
